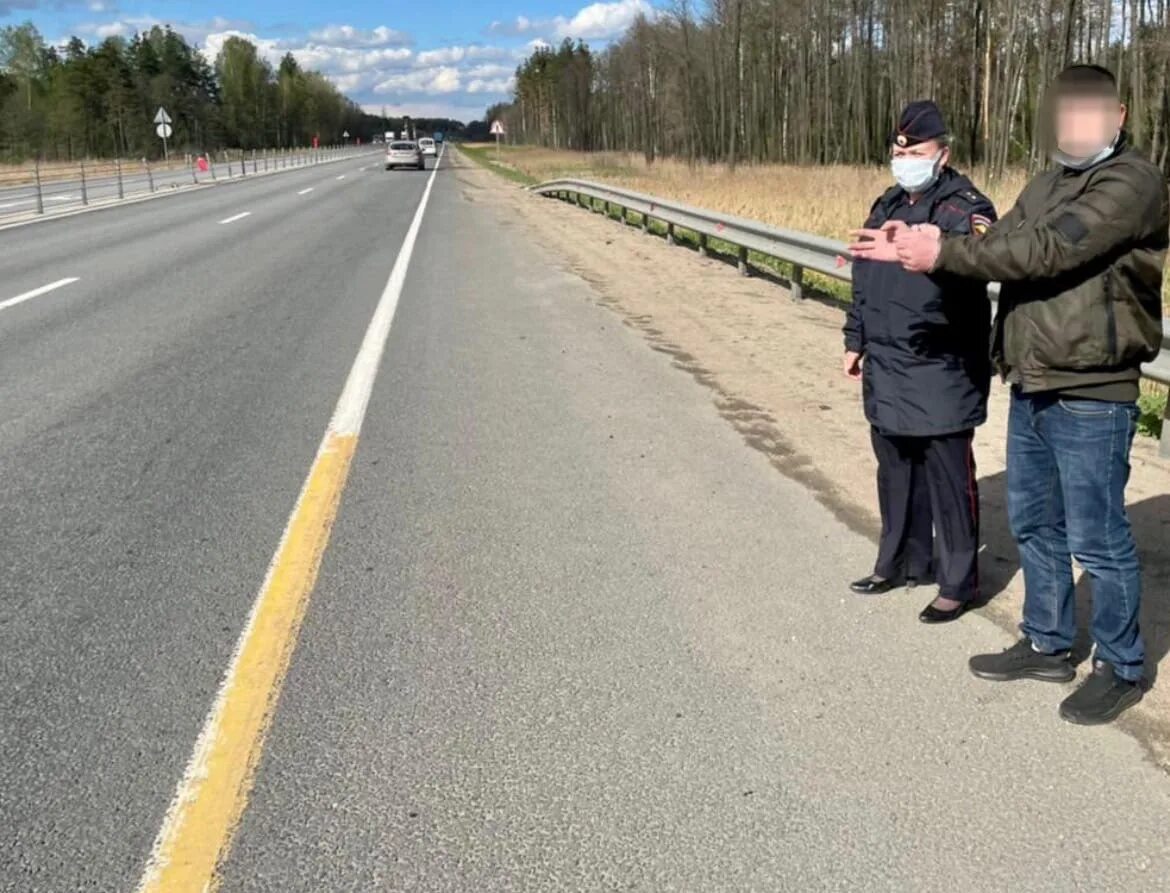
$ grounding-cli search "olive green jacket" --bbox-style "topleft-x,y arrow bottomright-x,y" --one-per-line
935,135 -> 1168,394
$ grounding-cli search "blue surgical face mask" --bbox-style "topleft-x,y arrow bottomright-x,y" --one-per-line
1051,130 -> 1120,170
891,152 -> 942,192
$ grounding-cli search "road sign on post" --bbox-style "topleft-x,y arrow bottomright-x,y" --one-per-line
490,119 -> 506,160
154,107 -> 172,160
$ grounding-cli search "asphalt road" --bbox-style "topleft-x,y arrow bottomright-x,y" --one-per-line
2,148 -> 1170,892
0,148 -> 370,221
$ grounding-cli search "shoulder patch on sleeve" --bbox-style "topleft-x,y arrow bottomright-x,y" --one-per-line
1053,211 -> 1089,244
970,213 -> 992,235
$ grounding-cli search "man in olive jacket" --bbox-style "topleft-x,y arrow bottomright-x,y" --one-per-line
851,64 -> 1168,726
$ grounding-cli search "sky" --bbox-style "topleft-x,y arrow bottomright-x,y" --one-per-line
0,0 -> 660,123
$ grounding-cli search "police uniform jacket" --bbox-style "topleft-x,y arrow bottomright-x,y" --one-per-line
844,167 -> 997,436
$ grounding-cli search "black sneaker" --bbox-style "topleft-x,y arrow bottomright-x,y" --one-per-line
1059,662 -> 1143,726
968,637 -> 1075,682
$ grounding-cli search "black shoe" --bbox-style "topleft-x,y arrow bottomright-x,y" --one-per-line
850,575 -> 899,595
968,637 -> 1075,682
1059,662 -> 1143,726
918,598 -> 970,624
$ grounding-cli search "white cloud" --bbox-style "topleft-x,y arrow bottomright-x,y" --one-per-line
468,77 -> 514,94
374,66 -> 462,96
200,29 -> 285,66
307,24 -> 411,48
294,44 -> 414,75
415,45 -> 511,66
466,63 -> 515,80
489,0 -> 653,42
553,0 -> 654,40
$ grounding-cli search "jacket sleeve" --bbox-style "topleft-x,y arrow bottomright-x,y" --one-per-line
844,198 -> 884,352
844,270 -> 866,353
934,164 -> 1162,282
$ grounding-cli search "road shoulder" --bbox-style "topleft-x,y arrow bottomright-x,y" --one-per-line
451,149 -> 1170,771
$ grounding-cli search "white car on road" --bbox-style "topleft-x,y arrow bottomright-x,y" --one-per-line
385,141 -> 424,171
418,137 -> 437,157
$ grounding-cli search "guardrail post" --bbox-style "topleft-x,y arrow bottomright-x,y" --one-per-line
34,158 -> 44,215
115,157 -> 124,200
145,158 -> 155,193
697,233 -> 708,256
641,213 -> 650,234
1161,396 -> 1170,459
737,244 -> 749,276
252,149 -> 258,174
666,222 -> 676,246
790,263 -> 804,301
79,160 -> 89,205
192,158 -> 199,185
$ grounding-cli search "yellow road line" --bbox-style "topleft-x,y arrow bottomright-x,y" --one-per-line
136,145 -> 446,893
138,432 -> 356,892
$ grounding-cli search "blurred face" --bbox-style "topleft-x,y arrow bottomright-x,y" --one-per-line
1054,95 -> 1125,158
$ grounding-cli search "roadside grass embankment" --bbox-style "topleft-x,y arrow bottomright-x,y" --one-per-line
461,142 -> 1169,437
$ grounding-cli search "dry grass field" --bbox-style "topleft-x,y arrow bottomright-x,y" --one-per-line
462,143 -> 1032,242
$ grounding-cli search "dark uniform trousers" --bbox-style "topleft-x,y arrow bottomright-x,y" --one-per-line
870,428 -> 980,601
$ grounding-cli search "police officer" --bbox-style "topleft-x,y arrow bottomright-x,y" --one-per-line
843,100 -> 997,623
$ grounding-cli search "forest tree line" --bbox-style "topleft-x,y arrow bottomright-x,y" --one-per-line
0,22 -> 440,161
486,0 -> 1170,176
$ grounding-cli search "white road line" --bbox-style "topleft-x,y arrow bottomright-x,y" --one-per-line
297,188 -> 314,195
0,277 -> 80,313
336,175 -> 346,180
219,212 -> 251,225
332,142 -> 443,433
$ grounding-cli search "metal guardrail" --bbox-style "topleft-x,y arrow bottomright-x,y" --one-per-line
530,177 -> 1170,457
0,146 -> 376,224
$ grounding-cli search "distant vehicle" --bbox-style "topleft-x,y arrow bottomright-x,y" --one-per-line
418,137 -> 437,157
385,141 -> 425,171
433,131 -> 444,144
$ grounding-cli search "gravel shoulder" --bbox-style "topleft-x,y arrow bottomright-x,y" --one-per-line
452,149 -> 1170,770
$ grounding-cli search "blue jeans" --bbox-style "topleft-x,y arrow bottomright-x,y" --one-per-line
1007,390 -> 1143,681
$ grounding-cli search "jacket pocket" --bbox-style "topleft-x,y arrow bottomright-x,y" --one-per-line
1022,277 -> 1112,370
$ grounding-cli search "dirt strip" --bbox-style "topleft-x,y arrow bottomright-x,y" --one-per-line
451,150 -> 1170,771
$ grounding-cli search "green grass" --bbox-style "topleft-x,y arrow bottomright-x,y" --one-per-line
1138,388 -> 1167,439
458,144 -> 538,185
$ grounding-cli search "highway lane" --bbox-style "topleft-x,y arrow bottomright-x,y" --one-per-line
0,152 -> 397,302
4,147 -> 1170,892
0,154 -> 431,890
0,149 -> 374,221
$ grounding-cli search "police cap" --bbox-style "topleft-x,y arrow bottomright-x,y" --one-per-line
892,100 -> 947,148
